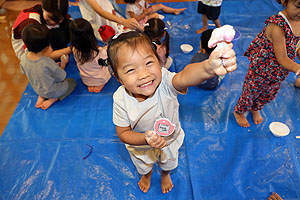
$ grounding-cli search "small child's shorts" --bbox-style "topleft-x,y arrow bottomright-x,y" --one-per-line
126,132 -> 184,175
198,1 -> 221,21
58,78 -> 77,101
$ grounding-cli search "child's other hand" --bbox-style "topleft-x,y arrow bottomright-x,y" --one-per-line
60,54 -> 69,70
208,42 -> 237,75
145,130 -> 167,149
124,18 -> 139,30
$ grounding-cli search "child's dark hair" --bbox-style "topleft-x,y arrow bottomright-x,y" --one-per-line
201,29 -> 216,55
69,18 -> 99,65
21,24 -> 50,53
277,0 -> 300,6
42,0 -> 69,23
107,31 -> 160,80
144,18 -> 170,59
124,0 -> 135,4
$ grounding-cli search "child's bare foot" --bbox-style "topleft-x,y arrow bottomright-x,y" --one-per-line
196,27 -> 207,34
94,85 -> 104,93
233,111 -> 250,127
250,110 -> 263,125
161,170 -> 173,194
295,78 -> 300,88
35,96 -> 46,108
174,8 -> 186,15
41,98 -> 58,110
138,170 -> 152,193
88,86 -> 94,93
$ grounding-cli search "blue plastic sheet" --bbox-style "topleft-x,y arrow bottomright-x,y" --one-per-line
1,1 -> 300,199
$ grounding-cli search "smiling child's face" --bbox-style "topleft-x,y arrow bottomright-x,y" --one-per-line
116,43 -> 162,102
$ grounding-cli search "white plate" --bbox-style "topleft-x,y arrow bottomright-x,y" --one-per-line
180,44 -> 193,53
269,122 -> 290,137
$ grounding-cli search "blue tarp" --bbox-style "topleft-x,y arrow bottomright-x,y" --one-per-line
1,1 -> 300,199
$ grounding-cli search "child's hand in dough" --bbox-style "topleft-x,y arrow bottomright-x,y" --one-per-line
145,130 -> 167,149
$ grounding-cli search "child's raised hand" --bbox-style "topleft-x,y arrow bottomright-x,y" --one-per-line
207,25 -> 237,75
208,42 -> 237,75
145,130 -> 167,149
208,25 -> 235,48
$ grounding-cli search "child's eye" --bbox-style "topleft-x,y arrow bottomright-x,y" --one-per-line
146,61 -> 154,66
126,68 -> 135,73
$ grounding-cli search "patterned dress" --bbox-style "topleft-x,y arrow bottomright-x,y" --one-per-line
234,12 -> 300,114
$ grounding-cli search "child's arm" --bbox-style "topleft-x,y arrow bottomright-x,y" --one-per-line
46,47 -> 71,61
172,42 -> 236,91
127,10 -> 147,22
116,125 -> 167,148
86,0 -> 139,29
267,23 -> 300,75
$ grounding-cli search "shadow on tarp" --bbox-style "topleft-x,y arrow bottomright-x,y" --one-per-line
1,0 -> 300,199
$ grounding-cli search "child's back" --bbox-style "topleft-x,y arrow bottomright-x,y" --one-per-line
70,18 -> 111,93
20,54 -> 69,98
21,23 -> 76,110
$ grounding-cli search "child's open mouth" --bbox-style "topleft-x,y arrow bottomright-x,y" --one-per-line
139,80 -> 154,88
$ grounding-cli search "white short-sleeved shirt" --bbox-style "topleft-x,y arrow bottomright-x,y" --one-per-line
199,0 -> 223,7
113,67 -> 186,149
125,0 -> 145,19
78,0 -> 127,41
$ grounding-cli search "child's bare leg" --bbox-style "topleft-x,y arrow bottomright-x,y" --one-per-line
35,96 -> 46,108
295,77 -> 300,88
213,18 -> 221,28
88,86 -> 94,93
138,170 -> 152,193
161,170 -> 173,194
93,85 -> 104,93
152,4 -> 186,15
41,98 -> 58,110
148,13 -> 159,20
233,111 -> 250,127
196,14 -> 208,34
250,110 -> 263,125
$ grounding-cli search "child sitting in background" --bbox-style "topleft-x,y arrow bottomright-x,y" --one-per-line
21,24 -> 76,110
107,30 -> 236,193
191,29 -> 224,89
124,0 -> 186,26
144,18 -> 172,69
233,0 -> 300,127
12,0 -> 72,61
69,18 -> 111,93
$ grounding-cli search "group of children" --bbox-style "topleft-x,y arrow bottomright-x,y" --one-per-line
11,0 -> 300,194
